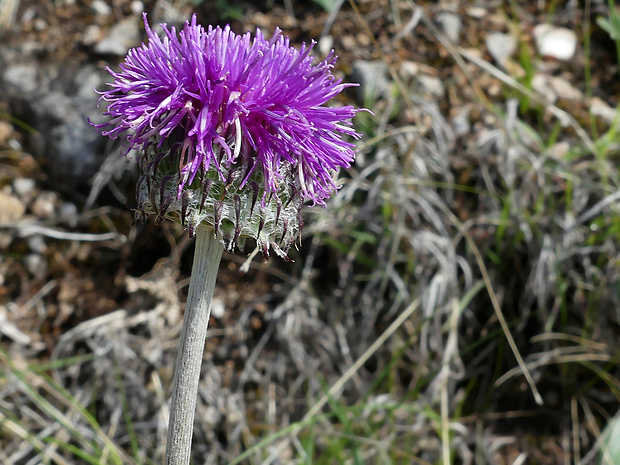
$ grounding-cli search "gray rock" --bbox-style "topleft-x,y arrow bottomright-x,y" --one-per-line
435,11 -> 462,43
590,96 -> 620,128
450,106 -> 471,137
351,60 -> 392,103
152,0 -> 190,25
0,53 -> 109,184
58,202 -> 79,226
51,112 -> 102,179
27,235 -> 46,254
130,2 -> 146,16
91,0 -> 112,17
531,73 -> 557,103
486,32 -> 517,66
3,63 -> 39,95
94,18 -> 140,56
13,178 -> 36,198
82,25 -> 104,47
417,74 -> 445,98
31,191 -> 57,219
24,253 -> 45,275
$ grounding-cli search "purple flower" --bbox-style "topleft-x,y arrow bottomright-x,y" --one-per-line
95,13 -> 361,207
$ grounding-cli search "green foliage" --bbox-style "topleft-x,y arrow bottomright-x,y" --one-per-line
597,4 -> 620,40
209,0 -> 244,21
597,0 -> 620,80
598,415 -> 620,465
312,0 -> 340,13
0,349 -> 128,465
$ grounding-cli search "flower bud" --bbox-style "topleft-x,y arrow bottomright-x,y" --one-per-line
94,14 -> 362,257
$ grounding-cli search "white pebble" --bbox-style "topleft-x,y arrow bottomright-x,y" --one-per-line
211,298 -> 226,319
533,24 -> 577,61
13,178 -> 36,197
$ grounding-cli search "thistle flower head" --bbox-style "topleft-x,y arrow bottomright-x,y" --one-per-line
94,13 -> 361,257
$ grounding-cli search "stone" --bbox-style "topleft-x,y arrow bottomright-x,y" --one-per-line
24,253 -> 45,275
450,106 -> 471,137
211,299 -> 226,319
0,56 -> 108,184
130,1 -> 145,15
13,178 -> 36,198
351,60 -> 392,102
3,63 -> 38,95
318,35 -> 333,57
31,191 -> 57,219
400,61 -> 419,79
590,96 -> 619,127
58,202 -> 79,226
466,7 -> 487,19
548,76 -> 582,101
94,18 -> 140,56
435,11 -> 462,43
531,73 -> 557,104
91,0 -> 112,17
533,24 -> 578,61
82,25 -> 104,46
0,191 -> 25,222
27,235 -> 46,254
547,141 -> 570,159
417,74 -> 445,98
486,32 -> 517,66
532,73 -> 583,104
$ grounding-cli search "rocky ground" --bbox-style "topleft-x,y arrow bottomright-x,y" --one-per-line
1,0 -> 620,464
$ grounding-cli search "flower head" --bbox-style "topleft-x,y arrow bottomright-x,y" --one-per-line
94,13 -> 361,257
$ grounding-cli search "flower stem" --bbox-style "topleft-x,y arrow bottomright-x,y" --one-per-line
165,227 -> 224,465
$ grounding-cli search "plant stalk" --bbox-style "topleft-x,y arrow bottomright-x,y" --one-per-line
165,227 -> 224,465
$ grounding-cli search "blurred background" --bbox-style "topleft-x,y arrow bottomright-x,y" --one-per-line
1,0 -> 620,464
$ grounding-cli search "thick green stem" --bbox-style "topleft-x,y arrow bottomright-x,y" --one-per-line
165,228 -> 224,465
